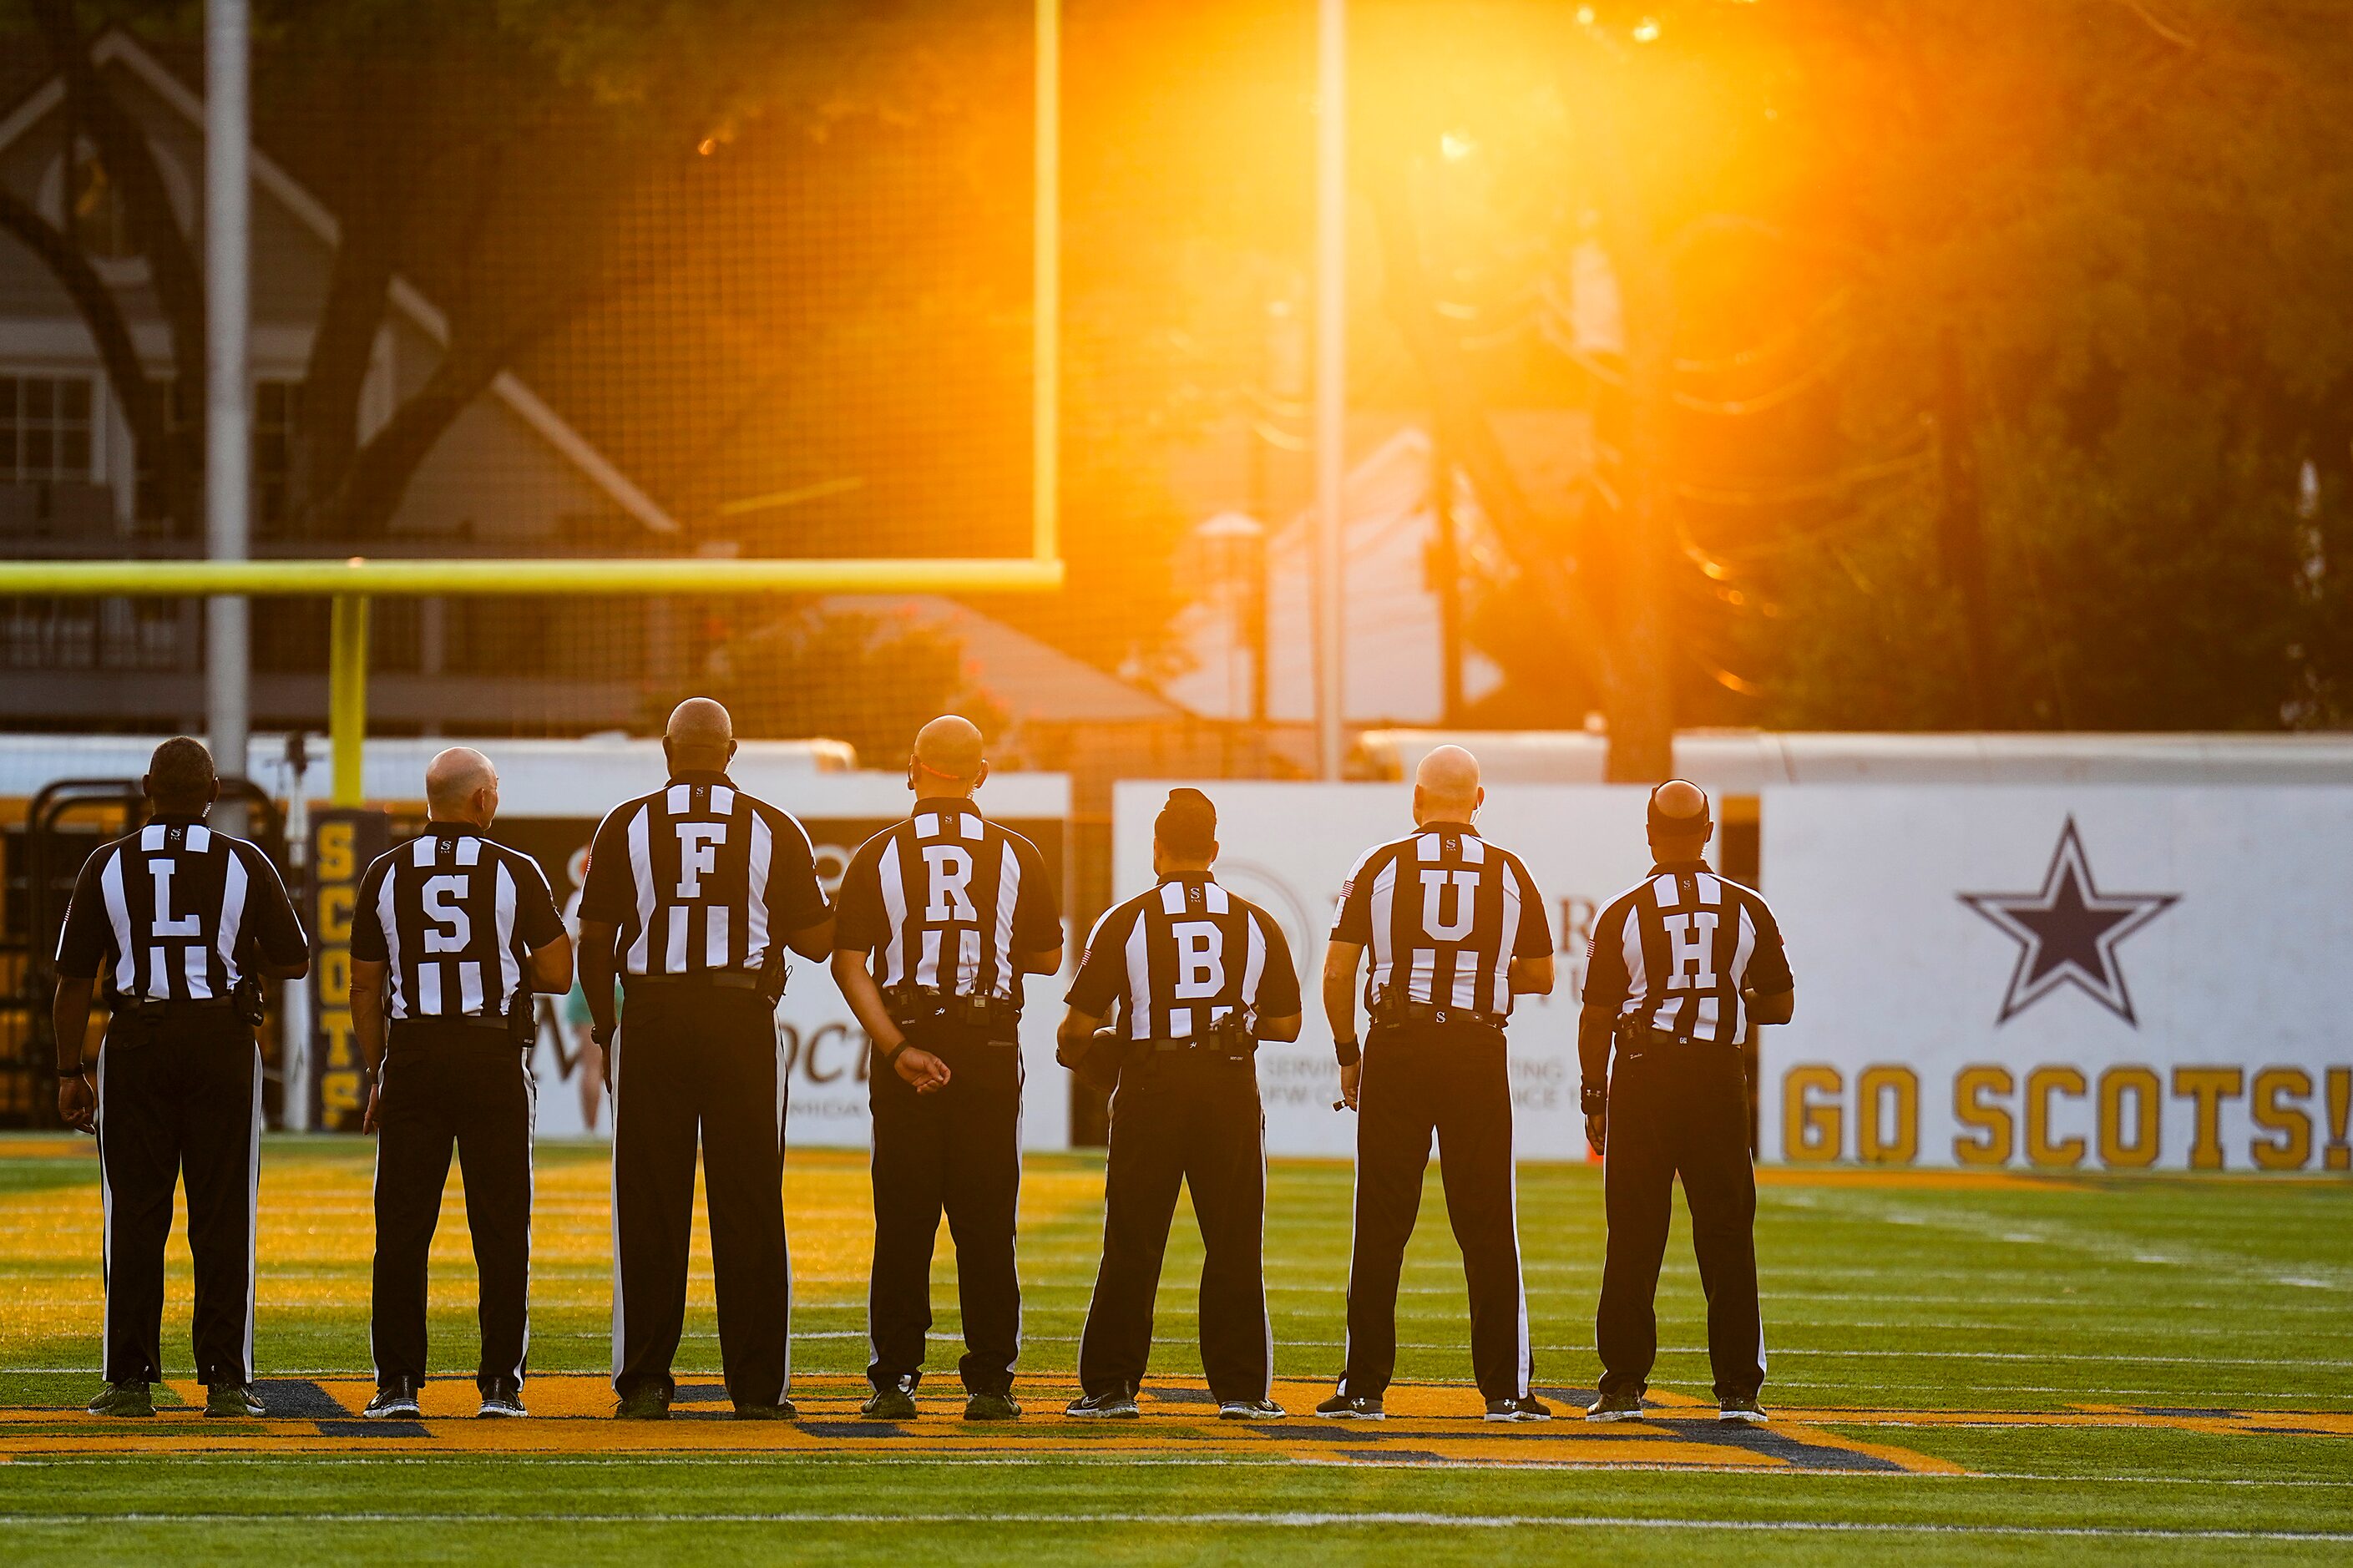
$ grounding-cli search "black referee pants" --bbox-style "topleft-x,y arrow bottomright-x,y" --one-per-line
1340,1024 -> 1531,1402
1078,1051 -> 1268,1403
611,984 -> 791,1407
1596,1039 -> 1764,1404
868,1021 -> 1023,1396
94,1009 -> 261,1388
371,1020 -> 534,1393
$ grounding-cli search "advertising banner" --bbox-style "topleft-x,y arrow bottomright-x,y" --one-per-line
1110,781 -> 1658,1158
308,808 -> 391,1131
494,803 -> 1070,1150
1761,787 -> 2353,1172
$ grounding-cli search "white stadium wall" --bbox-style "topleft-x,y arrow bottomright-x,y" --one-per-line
1761,787 -> 2353,1173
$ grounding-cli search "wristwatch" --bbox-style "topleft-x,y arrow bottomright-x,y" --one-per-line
56,1061 -> 86,1079
1333,1037 -> 1361,1069
590,1024 -> 614,1050
1581,1085 -> 1608,1115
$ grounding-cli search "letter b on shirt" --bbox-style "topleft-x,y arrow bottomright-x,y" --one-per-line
1172,919 -> 1225,999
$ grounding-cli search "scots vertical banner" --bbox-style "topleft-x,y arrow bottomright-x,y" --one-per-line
1763,788 -> 2353,1172
1111,781 -> 1657,1157
308,808 -> 390,1131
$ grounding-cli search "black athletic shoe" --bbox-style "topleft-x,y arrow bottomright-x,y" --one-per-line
1313,1392 -> 1385,1420
1718,1396 -> 1769,1425
205,1383 -> 266,1419
1217,1398 -> 1286,1421
85,1381 -> 154,1419
862,1378 -> 918,1420
1064,1389 -> 1140,1419
964,1391 -> 1021,1422
1583,1389 -> 1645,1423
478,1380 -> 526,1419
613,1388 -> 671,1421
365,1378 -> 423,1420
732,1399 -> 797,1420
1485,1395 -> 1553,1423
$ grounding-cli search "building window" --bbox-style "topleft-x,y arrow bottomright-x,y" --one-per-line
136,378 -> 303,531
0,377 -> 95,482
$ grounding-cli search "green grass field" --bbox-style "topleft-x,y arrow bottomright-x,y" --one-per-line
0,1134 -> 2346,1564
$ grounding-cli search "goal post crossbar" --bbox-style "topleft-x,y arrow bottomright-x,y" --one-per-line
0,556 -> 1064,596
0,553 -> 1064,804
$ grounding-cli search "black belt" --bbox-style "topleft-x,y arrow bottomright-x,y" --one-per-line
883,984 -> 1019,1029
397,1013 -> 517,1032
1141,1033 -> 1255,1056
626,970 -> 764,992
1376,999 -> 1507,1030
1625,1024 -> 1723,1050
116,997 -> 235,1016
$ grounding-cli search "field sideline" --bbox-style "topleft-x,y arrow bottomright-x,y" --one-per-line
0,1136 -> 2346,1564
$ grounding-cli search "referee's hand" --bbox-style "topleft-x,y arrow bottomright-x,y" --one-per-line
363,1083 -> 382,1135
1337,1062 -> 1360,1111
893,1046 -> 952,1095
57,1072 -> 94,1136
1585,1110 -> 1607,1156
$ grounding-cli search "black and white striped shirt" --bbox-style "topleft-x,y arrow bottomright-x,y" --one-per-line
1329,822 -> 1551,1019
350,825 -> 564,1021
578,772 -> 828,979
835,800 -> 1060,1000
1069,875 -> 1302,1040
1584,861 -> 1793,1045
54,817 -> 307,1004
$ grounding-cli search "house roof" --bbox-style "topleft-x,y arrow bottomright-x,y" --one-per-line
816,594 -> 1183,726
0,28 -> 677,536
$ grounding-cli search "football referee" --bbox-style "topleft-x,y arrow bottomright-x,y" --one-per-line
1058,788 -> 1300,1421
1318,746 -> 1555,1422
832,716 -> 1062,1423
350,748 -> 572,1420
578,699 -> 833,1421
1580,781 -> 1794,1426
52,737 -> 309,1419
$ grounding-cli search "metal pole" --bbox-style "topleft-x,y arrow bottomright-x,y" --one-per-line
1034,0 -> 1060,566
204,0 -> 250,784
330,595 -> 367,806
1314,0 -> 1348,781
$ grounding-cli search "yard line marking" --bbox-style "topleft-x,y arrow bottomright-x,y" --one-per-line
0,1511 -> 2345,1542
8,1454 -> 2351,1489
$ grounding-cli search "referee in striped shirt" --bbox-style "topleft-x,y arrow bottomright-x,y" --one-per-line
51,737 -> 309,1419
1318,746 -> 1555,1422
577,699 -> 833,1421
1580,781 -> 1794,1426
350,748 -> 571,1419
832,716 -> 1061,1423
1058,788 -> 1299,1421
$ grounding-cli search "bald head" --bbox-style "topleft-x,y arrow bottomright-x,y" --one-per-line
665,697 -> 736,774
910,715 -> 987,798
1647,778 -> 1713,860
426,747 -> 498,826
1412,745 -> 1484,827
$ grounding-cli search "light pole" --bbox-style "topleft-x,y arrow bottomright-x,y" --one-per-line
1313,0 -> 1347,781
205,0 -> 250,792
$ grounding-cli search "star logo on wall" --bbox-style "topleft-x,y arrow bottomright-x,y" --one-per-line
1958,818 -> 2178,1027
